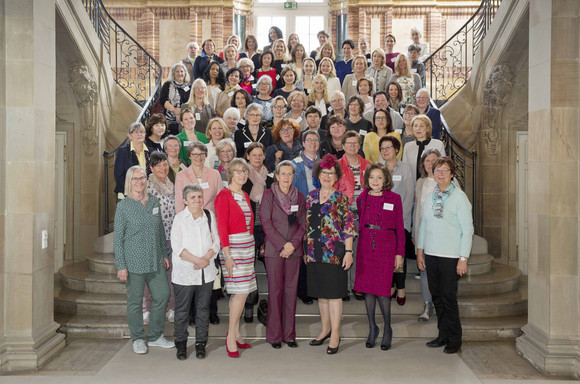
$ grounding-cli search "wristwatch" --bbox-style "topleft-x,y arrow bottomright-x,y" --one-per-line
459,256 -> 468,261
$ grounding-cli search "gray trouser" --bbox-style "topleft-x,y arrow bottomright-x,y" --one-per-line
173,279 -> 213,343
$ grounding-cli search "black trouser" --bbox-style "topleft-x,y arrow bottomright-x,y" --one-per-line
425,254 -> 462,345
392,230 -> 413,290
174,279 -> 213,344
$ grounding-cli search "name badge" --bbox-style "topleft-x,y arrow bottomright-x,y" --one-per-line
211,156 -> 219,163
252,83 -> 258,88
267,173 -> 274,178
365,103 -> 372,109
195,113 -> 201,120
152,207 -> 159,215
281,64 -> 288,68
183,86 -> 190,92
359,129 -> 367,135
239,119 -> 246,125
291,205 -> 299,212
328,107 -> 333,112
200,182 -> 209,189
383,203 -> 394,211
222,181 -> 229,188
352,80 -> 357,86
184,141 -> 192,147
392,175 -> 402,181
244,141 -> 251,148
391,57 -> 397,62
395,128 -> 402,134
294,157 -> 303,163
411,68 -> 417,73
276,74 -> 280,80
233,193 -> 243,201
228,91 -> 234,97
295,116 -> 302,123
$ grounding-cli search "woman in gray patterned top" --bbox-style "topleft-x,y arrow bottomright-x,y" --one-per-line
114,165 -> 174,355
142,151 -> 176,325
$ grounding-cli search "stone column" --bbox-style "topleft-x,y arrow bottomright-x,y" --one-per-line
516,0 -> 580,379
0,0 -> 66,372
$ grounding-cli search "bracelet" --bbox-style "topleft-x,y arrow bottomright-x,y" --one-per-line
224,256 -> 233,260
345,250 -> 353,253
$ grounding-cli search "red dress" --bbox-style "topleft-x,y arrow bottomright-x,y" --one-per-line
354,189 -> 405,296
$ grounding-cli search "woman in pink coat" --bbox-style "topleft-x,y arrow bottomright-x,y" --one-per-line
355,163 -> 405,351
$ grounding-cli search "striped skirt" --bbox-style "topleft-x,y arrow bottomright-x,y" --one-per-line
221,231 -> 257,294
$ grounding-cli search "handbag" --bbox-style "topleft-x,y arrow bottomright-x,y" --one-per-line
257,299 -> 268,326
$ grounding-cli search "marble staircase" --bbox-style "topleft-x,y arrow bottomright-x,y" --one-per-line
54,235 -> 526,341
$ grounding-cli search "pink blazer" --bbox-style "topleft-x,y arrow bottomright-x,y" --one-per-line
174,166 -> 224,213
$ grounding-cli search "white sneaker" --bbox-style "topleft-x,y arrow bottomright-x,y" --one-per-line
418,301 -> 434,322
133,339 -> 148,354
148,336 -> 175,349
166,309 -> 175,323
143,311 -> 150,325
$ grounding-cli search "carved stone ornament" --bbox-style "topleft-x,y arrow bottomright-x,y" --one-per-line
482,64 -> 514,156
69,65 -> 98,156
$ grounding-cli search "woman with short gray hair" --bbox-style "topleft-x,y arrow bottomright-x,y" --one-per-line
234,102 -> 274,157
259,160 -> 306,348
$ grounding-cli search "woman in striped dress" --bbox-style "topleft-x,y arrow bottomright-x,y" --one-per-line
214,158 -> 257,358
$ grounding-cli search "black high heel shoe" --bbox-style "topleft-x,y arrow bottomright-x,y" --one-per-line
309,332 -> 331,346
366,325 -> 380,348
327,339 -> 340,355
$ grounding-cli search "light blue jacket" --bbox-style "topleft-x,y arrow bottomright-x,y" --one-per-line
292,157 -> 320,198
417,186 -> 473,258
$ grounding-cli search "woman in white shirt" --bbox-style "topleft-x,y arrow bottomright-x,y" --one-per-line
171,184 -> 221,361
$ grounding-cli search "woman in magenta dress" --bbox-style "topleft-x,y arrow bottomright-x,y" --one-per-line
354,163 -> 405,351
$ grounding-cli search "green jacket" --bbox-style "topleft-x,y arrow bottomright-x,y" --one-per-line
113,194 -> 170,273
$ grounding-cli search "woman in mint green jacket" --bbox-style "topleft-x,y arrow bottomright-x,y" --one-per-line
416,157 -> 473,355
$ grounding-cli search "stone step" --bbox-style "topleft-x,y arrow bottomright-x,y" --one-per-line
54,281 -> 526,319
467,253 -> 494,275
471,235 -> 488,255
87,253 -> 116,273
60,263 -> 126,294
55,312 -> 525,342
458,263 -> 521,297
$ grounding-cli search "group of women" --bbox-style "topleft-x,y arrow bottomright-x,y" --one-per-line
112,26 -> 473,360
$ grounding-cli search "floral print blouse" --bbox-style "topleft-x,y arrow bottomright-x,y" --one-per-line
305,189 -> 356,264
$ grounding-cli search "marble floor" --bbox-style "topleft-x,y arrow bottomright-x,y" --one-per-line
1,337 -> 576,383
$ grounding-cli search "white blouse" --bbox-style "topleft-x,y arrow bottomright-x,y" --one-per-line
170,208 -> 221,286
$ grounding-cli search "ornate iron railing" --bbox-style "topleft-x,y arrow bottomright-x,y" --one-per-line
437,101 -> 478,230
82,0 -> 162,233
424,0 -> 501,105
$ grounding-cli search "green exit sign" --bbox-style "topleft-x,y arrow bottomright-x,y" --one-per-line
284,2 -> 298,9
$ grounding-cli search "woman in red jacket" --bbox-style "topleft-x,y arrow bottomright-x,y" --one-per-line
259,160 -> 306,349
214,158 -> 257,358
355,163 -> 405,350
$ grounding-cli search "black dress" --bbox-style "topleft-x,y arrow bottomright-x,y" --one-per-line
306,202 -> 348,299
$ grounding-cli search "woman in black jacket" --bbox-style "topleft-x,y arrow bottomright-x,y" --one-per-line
193,39 -> 224,80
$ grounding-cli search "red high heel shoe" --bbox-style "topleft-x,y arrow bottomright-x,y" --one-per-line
236,340 -> 251,349
225,334 -> 239,358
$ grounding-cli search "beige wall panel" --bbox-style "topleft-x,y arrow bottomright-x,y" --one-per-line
159,19 -> 190,67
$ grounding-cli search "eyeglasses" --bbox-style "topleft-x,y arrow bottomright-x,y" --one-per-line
233,169 -> 249,174
247,113 -> 262,118
190,153 -> 207,158
375,116 -> 388,121
272,105 -> 286,110
380,146 -> 394,151
131,130 -> 146,135
131,176 -> 146,181
434,169 -> 451,175
320,170 -> 336,176
239,65 -> 251,69
280,127 -> 294,133
304,138 -> 319,143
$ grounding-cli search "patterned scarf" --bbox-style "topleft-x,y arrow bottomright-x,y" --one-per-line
271,182 -> 299,215
248,164 -> 268,203
148,173 -> 174,197
301,151 -> 318,169
432,182 -> 455,219
415,138 -> 432,180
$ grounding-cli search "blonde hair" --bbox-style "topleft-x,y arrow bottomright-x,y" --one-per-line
205,117 -> 231,140
316,42 -> 336,61
222,44 -> 239,61
124,166 -> 147,197
411,114 -> 433,140
273,39 -> 290,62
317,57 -> 337,78
371,48 -> 386,68
308,74 -> 329,104
394,53 -> 412,77
351,55 -> 368,71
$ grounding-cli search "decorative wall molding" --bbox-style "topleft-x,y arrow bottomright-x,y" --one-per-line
482,64 -> 514,156
69,65 -> 98,156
